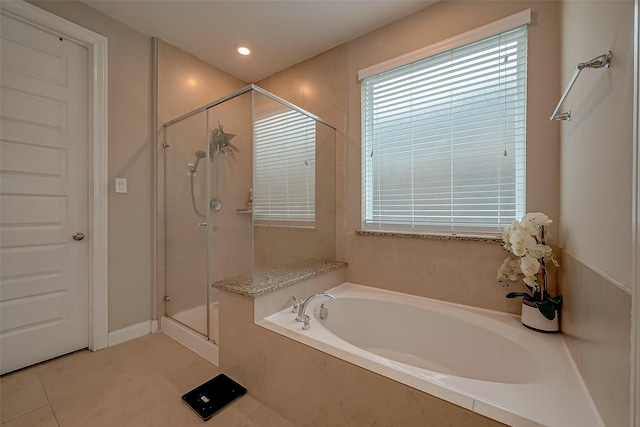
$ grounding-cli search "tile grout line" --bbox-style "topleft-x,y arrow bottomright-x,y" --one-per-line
36,368 -> 61,427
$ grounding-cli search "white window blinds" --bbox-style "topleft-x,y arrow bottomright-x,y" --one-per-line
254,110 -> 316,224
361,25 -> 527,237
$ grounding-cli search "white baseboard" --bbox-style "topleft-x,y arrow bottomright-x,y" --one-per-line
108,320 -> 153,347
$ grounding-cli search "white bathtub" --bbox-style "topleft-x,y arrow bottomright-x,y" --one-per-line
258,283 -> 604,427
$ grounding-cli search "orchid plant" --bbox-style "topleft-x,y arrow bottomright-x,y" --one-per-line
497,212 -> 562,320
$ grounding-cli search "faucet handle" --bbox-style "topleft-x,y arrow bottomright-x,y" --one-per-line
291,296 -> 300,313
302,314 -> 311,330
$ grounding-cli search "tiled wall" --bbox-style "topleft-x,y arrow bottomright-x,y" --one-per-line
251,91 -> 337,269
559,254 -> 631,427
256,45 -> 347,268
558,1 -> 635,425
258,1 -> 562,315
156,39 -> 247,322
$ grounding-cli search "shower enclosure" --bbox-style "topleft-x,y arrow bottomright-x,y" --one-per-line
161,85 -> 336,361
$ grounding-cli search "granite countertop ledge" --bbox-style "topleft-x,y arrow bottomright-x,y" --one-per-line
212,259 -> 348,297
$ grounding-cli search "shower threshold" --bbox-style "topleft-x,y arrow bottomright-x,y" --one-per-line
161,316 -> 219,366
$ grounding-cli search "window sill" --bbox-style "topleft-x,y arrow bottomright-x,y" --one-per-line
355,230 -> 502,244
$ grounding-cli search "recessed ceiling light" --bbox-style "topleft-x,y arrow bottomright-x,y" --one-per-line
236,45 -> 251,56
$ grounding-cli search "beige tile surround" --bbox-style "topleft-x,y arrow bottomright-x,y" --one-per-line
218,275 -> 507,427
559,252 -> 631,427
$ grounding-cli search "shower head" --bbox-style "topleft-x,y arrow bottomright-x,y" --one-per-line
211,124 -> 238,155
191,150 -> 207,174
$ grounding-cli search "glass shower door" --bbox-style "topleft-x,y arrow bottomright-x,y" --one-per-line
205,91 -> 253,345
163,111 -> 209,337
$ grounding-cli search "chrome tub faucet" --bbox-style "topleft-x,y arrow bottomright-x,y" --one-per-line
295,292 -> 336,330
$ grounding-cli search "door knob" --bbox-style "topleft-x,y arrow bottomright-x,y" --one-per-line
72,232 -> 85,241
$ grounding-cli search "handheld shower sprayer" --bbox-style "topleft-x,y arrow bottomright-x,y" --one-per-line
188,150 -> 206,176
188,149 -> 207,218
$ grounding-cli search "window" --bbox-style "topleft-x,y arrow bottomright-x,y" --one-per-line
253,110 -> 316,225
361,20 -> 528,237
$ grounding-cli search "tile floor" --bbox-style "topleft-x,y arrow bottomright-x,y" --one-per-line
0,333 -> 297,427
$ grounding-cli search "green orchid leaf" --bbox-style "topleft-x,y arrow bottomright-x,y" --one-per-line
536,300 -> 557,320
506,292 -> 534,302
547,295 -> 563,306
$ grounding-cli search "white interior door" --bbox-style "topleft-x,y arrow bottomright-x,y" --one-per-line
0,12 -> 90,374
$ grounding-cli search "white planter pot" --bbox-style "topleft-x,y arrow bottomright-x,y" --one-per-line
520,302 -> 559,332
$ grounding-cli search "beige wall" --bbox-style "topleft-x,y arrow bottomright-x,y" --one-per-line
260,1 -> 561,314
559,1 -> 634,289
558,2 -> 634,426
29,1 -> 154,332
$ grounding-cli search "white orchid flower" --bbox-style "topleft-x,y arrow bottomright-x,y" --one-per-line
498,212 -> 559,297
522,212 -> 552,227
527,244 -> 553,259
520,212 -> 552,239
520,255 -> 541,277
502,221 -> 520,249
509,228 -> 537,257
523,274 -> 539,292
497,256 -> 523,282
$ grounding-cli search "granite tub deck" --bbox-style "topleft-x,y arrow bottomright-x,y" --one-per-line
216,260 -> 507,427
212,259 -> 348,297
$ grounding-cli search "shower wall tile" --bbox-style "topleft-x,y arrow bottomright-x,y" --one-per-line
301,45 -> 347,115
209,230 -> 252,282
257,64 -> 305,108
335,213 -> 348,263
319,108 -> 346,162
315,161 -> 336,214
164,221 -> 205,266
559,252 -> 631,427
157,39 -> 249,322
157,40 -> 246,116
253,212 -> 335,269
165,257 -> 207,316
335,160 -> 345,214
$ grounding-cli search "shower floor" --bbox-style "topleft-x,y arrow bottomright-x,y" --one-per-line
171,302 -> 219,344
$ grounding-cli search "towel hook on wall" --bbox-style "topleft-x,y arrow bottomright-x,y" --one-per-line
550,51 -> 612,121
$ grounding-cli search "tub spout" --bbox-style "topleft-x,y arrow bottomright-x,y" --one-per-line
296,292 -> 336,323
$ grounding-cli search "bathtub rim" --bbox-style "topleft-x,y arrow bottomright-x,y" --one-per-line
256,281 -> 604,427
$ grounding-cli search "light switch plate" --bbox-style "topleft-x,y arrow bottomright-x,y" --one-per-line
115,178 -> 127,194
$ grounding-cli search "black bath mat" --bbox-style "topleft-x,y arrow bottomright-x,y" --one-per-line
181,374 -> 247,421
